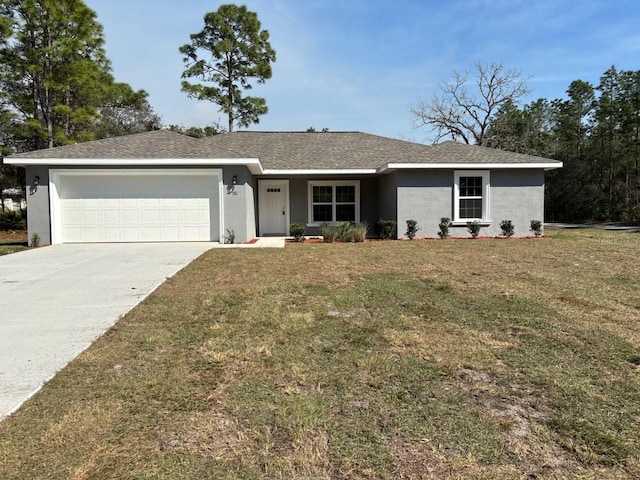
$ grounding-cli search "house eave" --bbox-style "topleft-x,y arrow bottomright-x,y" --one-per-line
378,162 -> 563,173
3,157 -> 265,175
262,168 -> 378,176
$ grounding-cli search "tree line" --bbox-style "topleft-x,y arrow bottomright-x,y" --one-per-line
490,67 -> 640,222
412,63 -> 640,223
0,1 -> 275,209
0,0 -> 162,202
0,0 -> 162,154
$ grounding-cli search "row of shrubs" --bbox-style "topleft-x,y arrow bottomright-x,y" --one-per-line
418,217 -> 544,239
440,218 -> 543,238
0,210 -> 26,231
290,218 -> 544,242
289,219 -> 398,243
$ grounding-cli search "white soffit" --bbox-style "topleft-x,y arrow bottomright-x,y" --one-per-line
4,157 -> 264,175
379,162 -> 563,173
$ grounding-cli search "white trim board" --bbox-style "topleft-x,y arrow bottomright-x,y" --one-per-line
379,162 -> 562,173
6,157 -> 562,175
8,158 -> 264,175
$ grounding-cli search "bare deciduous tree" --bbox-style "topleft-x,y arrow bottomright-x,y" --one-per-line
411,63 -> 530,145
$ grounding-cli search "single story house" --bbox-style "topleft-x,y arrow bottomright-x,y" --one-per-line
5,130 -> 562,245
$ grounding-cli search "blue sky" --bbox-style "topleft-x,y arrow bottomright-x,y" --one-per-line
84,0 -> 640,143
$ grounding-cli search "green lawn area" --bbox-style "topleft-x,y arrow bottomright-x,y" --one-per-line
0,245 -> 28,256
1,228 -> 639,479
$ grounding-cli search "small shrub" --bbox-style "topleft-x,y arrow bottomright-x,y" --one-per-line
499,219 -> 514,238
337,222 -> 355,242
405,219 -> 420,240
353,222 -> 369,242
289,222 -> 306,242
467,220 -> 481,238
30,232 -> 40,248
438,217 -> 451,239
530,220 -> 543,237
225,229 -> 235,244
375,219 -> 396,240
320,222 -> 338,243
0,210 -> 26,231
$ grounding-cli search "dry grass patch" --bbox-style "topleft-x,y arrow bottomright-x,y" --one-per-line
0,228 -> 639,478
0,229 -> 28,255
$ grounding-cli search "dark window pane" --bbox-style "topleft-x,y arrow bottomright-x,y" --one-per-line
459,198 -> 482,219
336,204 -> 355,222
313,186 -> 333,203
336,185 -> 355,203
313,204 -> 333,222
460,176 -> 482,197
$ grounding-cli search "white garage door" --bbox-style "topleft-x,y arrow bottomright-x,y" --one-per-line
52,170 -> 221,243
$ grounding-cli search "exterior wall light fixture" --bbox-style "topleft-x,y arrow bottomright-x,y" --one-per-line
30,175 -> 40,195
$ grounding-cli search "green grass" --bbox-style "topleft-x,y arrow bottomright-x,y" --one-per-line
1,228 -> 639,478
0,245 -> 28,256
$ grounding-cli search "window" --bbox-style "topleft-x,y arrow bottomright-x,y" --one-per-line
308,181 -> 360,224
454,171 -> 490,222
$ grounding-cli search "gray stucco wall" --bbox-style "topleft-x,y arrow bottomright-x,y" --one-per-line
23,164 -> 546,244
25,166 -> 52,246
222,166 -> 256,243
395,169 -> 546,238
378,171 -> 397,222
396,170 -> 451,238
488,169 -> 545,237
24,165 -> 254,244
256,175 -> 379,236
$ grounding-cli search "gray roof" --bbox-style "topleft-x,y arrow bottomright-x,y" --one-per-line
8,130 -> 242,159
7,130 -> 561,170
202,131 -> 439,169
426,141 -> 557,165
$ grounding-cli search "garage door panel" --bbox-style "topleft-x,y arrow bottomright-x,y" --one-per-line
82,227 -> 101,242
81,210 -> 101,224
142,209 -> 161,223
143,226 -> 162,239
103,226 -> 123,242
162,210 -> 179,223
101,198 -> 120,208
182,209 -> 202,223
120,209 -> 138,223
55,171 -> 220,243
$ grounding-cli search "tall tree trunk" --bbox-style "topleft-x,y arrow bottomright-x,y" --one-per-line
44,24 -> 54,148
227,57 -> 234,132
45,86 -> 54,148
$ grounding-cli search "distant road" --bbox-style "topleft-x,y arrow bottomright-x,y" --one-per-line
546,223 -> 640,232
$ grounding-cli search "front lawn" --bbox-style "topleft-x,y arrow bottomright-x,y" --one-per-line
0,230 -> 28,256
1,228 -> 639,478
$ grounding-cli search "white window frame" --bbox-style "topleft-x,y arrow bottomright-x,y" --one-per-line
307,180 -> 360,226
453,170 -> 490,223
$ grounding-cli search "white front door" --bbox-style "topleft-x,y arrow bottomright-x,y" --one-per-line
259,180 -> 289,236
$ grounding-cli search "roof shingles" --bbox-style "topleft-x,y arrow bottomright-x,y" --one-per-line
8,130 -> 561,170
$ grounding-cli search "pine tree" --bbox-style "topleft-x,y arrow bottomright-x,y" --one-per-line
180,4 -> 276,132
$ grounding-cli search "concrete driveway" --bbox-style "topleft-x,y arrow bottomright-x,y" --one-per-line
0,242 -> 215,420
